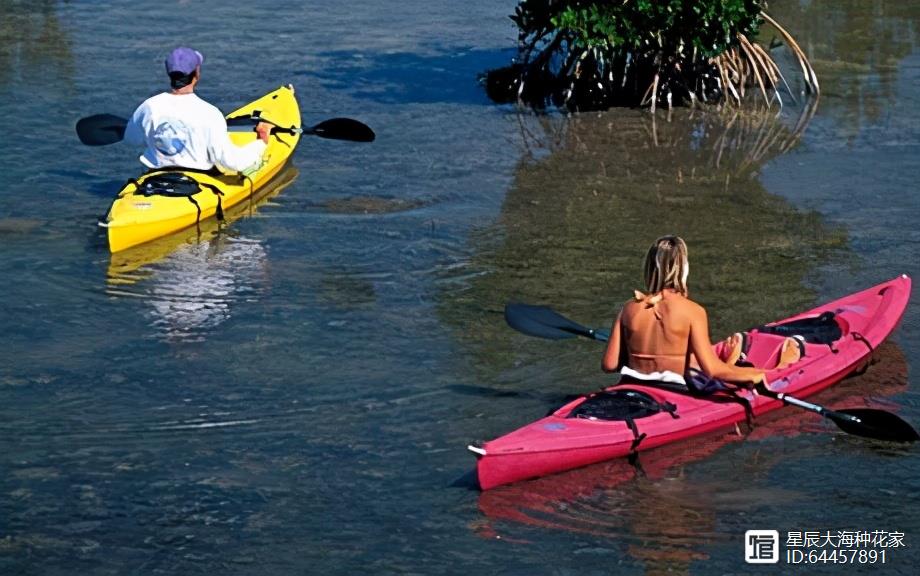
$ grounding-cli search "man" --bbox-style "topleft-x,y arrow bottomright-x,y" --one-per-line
124,47 -> 272,174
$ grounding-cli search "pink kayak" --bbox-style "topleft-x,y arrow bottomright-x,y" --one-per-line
470,275 -> 912,491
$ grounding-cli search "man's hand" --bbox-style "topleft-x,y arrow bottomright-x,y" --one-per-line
255,122 -> 272,143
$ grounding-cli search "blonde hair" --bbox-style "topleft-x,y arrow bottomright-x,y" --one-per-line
643,235 -> 689,296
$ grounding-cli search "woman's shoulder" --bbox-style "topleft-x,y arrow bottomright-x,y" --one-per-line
622,290 -> 705,315
661,291 -> 706,314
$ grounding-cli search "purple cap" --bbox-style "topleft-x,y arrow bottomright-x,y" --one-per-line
165,47 -> 203,75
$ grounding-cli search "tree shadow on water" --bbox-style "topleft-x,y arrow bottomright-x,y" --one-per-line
437,98 -> 851,385
0,0 -> 74,92
297,47 -> 516,105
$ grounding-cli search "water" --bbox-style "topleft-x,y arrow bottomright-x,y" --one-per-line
1,1 -> 919,574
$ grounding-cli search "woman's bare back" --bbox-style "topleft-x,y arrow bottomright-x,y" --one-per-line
620,290 -> 694,374
602,289 -> 764,384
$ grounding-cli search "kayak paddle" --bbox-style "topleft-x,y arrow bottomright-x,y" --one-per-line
76,114 -> 375,146
756,386 -> 920,442
504,302 -> 919,443
504,303 -> 610,342
226,114 -> 376,142
75,114 -> 128,146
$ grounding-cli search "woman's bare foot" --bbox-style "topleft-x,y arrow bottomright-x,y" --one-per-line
776,336 -> 805,369
723,332 -> 745,365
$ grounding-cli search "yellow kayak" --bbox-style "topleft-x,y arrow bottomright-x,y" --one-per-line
101,85 -> 301,252
106,165 -> 299,285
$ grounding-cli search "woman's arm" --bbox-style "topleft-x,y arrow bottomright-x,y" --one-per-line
688,305 -> 764,384
602,308 -> 625,373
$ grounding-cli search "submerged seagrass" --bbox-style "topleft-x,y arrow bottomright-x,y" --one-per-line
439,106 -> 847,382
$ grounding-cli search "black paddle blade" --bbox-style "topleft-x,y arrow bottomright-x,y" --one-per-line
76,114 -> 128,146
828,408 -> 920,442
504,303 -> 605,341
307,118 -> 375,142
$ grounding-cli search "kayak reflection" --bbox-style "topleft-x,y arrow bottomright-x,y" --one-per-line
138,234 -> 268,342
474,342 -> 909,573
105,166 -> 298,342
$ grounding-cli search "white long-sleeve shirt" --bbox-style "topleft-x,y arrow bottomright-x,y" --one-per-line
124,92 -> 266,173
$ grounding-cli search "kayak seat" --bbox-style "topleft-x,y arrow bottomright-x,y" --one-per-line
128,172 -> 228,223
568,390 -> 677,421
744,311 -> 846,367
569,389 -> 680,452
133,172 -> 201,198
756,311 -> 844,345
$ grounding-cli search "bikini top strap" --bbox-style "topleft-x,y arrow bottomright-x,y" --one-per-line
633,289 -> 664,319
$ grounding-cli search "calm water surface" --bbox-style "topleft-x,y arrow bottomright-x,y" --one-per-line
1,1 -> 919,574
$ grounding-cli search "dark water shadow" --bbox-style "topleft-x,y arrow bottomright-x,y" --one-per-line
448,383 -> 526,399
298,47 -> 516,105
448,383 -> 582,409
450,469 -> 480,491
41,168 -> 125,200
87,180 -> 127,198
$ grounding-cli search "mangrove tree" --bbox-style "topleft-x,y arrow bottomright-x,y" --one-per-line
485,0 -> 818,111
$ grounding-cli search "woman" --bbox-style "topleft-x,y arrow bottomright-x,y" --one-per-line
601,235 -> 798,386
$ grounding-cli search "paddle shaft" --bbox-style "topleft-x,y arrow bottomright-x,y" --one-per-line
77,113 -> 374,145
759,387 -> 854,421
568,326 -> 608,341
227,114 -> 374,142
